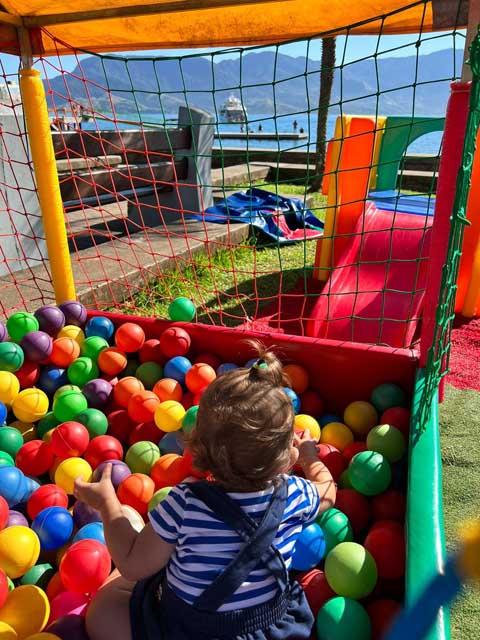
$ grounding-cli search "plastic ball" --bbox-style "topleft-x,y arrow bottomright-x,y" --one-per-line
0,372 -> 19,407
334,489 -> 370,535
0,496 -> 8,530
135,362 -> 163,390
296,569 -> 335,617
0,465 -> 26,507
56,326 -> 85,346
19,563 -> 55,591
181,405 -> 198,434
60,538 -> 110,594
0,451 -> 14,467
139,339 -> 164,364
20,332 -> 53,363
27,485 -> 68,520
92,460 -> 131,489
158,326 -> 191,360
168,297 -> 195,322
320,422 -> 354,452
343,401 -> 378,436
34,305 -> 65,336
16,361 -> 41,388
125,441 -> 160,474
50,422 -> 90,460
316,508 -> 353,554
0,324 -> 5,343
320,414 -> 342,427
97,347 -> 127,376
371,490 -> 406,523
338,469 -> 352,489
128,421 -> 161,446
159,431 -> 184,456
45,571 -> 65,602
72,502 -> 101,529
58,302 -> 86,328
16,440 -> 55,476
151,454 -> 189,489
6,312 -> 39,342
127,390 -> 160,423
153,378 -> 182,403
106,410 -> 135,444
73,522 -> 105,546
67,357 -> 98,387
0,426 -> 23,458
49,339 -> 79,369
283,364 -> 309,394
22,477 -> 41,503
148,487 -> 172,512
367,599 -> 401,640
82,379 -> 112,409
185,363 -> 216,394
32,507 -> 74,551
316,597 -> 371,640
380,407 -> 410,438
154,400 -> 185,432
117,473 -> 154,515
290,523 -> 326,571
317,444 -> 345,482
0,526 -> 40,578
120,505 -> 144,533
282,387 -> 300,414
10,420 -> 34,443
192,353 -> 220,370
366,424 -> 406,463
349,451 -> 392,496
0,585 -> 50,638
80,337 -> 108,364
53,391 -> 88,423
73,408 -> 108,439
325,542 -> 378,599
46,614 -> 89,639
38,367 -> 68,396
0,621 -> 16,640
85,316 -> 114,341
294,414 -> 321,440
342,442 -> 367,464
55,458 -> 92,495
12,388 -> 49,423
115,323 -> 145,353
364,521 -> 405,579
370,384 -> 408,414
84,436 -> 123,470
163,357 -> 192,384
0,343 -> 24,373
49,591 -> 89,622
0,569 -> 8,608
299,390 -> 324,417
7,510 -> 28,528
113,377 -> 144,409
217,362 -> 238,376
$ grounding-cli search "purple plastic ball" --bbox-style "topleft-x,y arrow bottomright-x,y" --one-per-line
20,331 -> 53,362
7,509 -> 29,528
58,301 -> 87,328
72,500 -> 102,528
0,322 -> 6,343
47,615 -> 89,640
34,305 -> 66,336
82,378 -> 113,409
93,459 -> 131,489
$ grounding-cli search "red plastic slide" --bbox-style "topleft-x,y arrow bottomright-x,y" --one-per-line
307,203 -> 433,348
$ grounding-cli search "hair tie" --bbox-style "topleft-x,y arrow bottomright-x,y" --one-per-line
252,358 -> 268,370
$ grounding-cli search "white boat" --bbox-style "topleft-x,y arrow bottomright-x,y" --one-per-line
220,94 -> 247,124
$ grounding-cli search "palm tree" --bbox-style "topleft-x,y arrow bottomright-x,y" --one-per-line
309,37 -> 336,193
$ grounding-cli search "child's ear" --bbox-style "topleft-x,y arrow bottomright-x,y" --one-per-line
288,445 -> 299,470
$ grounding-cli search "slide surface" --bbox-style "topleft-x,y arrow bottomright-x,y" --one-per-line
307,203 -> 433,348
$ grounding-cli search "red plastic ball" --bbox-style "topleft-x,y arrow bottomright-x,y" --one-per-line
380,407 -> 410,437
297,569 -> 335,617
334,488 -> 371,535
299,390 -> 324,417
27,483 -> 69,520
113,376 -> 145,408
139,339 -> 165,364
0,569 -> 8,609
50,422 -> 90,459
46,570 -> 66,601
367,599 -> 401,640
371,490 -> 406,523
84,435 -> 123,469
159,326 -> 191,358
193,353 -> 221,370
317,443 -> 345,482
364,521 -> 405,579
60,539 -> 111,594
342,441 -> 367,464
128,421 -> 162,446
117,473 -> 155,515
16,360 -> 41,388
107,409 -> 136,444
16,439 -> 55,476
182,392 -> 195,410
185,363 -> 216,394
127,390 -> 160,423
115,323 -> 145,353
0,495 -> 8,530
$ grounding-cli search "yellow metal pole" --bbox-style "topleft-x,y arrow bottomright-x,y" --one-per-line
18,30 -> 76,304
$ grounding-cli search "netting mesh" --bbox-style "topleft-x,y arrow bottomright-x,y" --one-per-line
0,0 -> 472,358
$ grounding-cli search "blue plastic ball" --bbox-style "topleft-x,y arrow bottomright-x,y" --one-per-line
0,466 -> 27,507
163,356 -> 192,384
38,365 -> 69,396
32,506 -> 74,551
0,402 -> 7,425
22,477 -> 41,502
85,316 -> 115,341
73,521 -> 106,545
291,523 -> 326,571
217,363 -> 238,376
159,431 -> 184,456
283,387 -> 301,414
320,414 -> 343,427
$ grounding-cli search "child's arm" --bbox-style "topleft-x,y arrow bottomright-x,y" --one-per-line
294,430 -> 336,515
74,464 -> 175,582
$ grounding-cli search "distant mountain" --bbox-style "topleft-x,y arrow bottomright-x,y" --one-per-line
46,48 -> 462,117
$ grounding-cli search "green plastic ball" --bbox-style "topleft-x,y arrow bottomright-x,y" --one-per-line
0,450 -> 14,467
325,542 -> 378,600
53,384 -> 81,402
6,312 -> 39,342
366,424 -> 406,463
338,469 -> 352,489
53,390 -> 88,422
7,576 -> 14,591
81,336 -> 109,363
349,451 -> 392,496
148,486 -> 172,512
316,597 -> 371,640
182,405 -> 198,434
136,362 -> 163,390
0,426 -> 23,458
19,562 -> 55,589
125,441 -> 161,474
118,359 -> 140,379
74,407 -> 108,438
0,342 -> 24,373
168,297 -> 196,322
370,383 -> 408,413
67,357 -> 99,386
316,508 -> 353,554
37,412 -> 60,438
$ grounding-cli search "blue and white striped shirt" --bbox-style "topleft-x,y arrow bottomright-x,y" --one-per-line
149,474 -> 320,611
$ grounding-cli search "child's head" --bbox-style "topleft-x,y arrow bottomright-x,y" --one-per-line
189,343 -> 295,491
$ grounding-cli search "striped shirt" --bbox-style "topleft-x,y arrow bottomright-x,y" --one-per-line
149,474 -> 320,611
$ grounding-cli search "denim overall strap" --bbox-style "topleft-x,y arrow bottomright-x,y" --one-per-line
187,478 -> 289,612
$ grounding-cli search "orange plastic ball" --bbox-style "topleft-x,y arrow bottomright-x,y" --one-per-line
113,377 -> 145,408
117,473 -> 154,515
151,454 -> 189,489
50,338 -> 81,368
153,378 -> 183,403
283,364 -> 309,394
98,347 -> 127,376
115,323 -> 145,353
185,363 -> 216,394
127,391 -> 160,423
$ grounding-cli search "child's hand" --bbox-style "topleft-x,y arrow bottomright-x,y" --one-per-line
74,463 -> 117,511
293,429 -> 319,466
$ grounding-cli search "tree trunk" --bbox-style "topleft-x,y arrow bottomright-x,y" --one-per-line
309,37 -> 336,193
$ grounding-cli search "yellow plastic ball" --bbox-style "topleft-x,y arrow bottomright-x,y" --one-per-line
343,401 -> 378,436
57,325 -> 85,346
154,400 -> 185,432
294,414 -> 321,441
55,457 -> 92,494
0,622 -> 17,640
0,526 -> 40,579
459,521 -> 480,581
320,422 -> 354,452
0,586 -> 50,639
12,389 -> 49,423
0,372 -> 20,407
9,421 -> 36,442
24,634 -> 61,640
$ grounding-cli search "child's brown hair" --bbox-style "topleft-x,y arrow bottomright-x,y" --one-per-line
188,343 -> 294,491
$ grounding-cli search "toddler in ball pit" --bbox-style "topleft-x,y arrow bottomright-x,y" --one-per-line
74,345 -> 336,640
